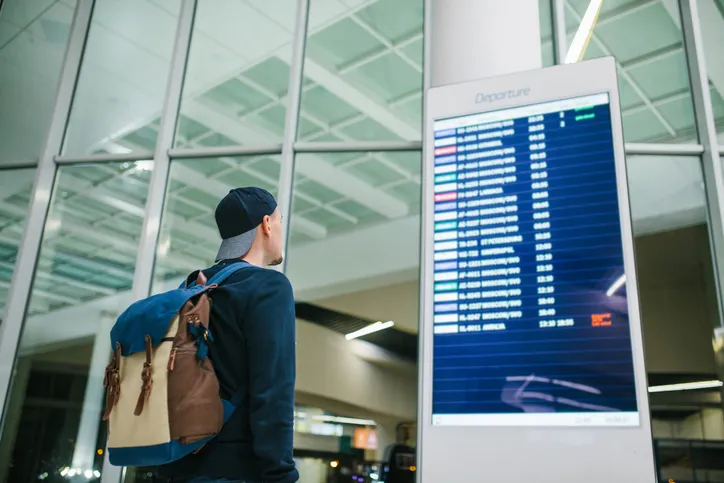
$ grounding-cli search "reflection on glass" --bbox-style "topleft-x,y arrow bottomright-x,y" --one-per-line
0,0 -> 78,165
567,0 -> 697,143
286,150 -> 421,332
0,162 -> 151,482
63,0 -> 180,156
299,0 -> 424,142
0,168 -> 36,321
174,0 -> 297,148
696,0 -> 724,138
627,155 -> 719,429
152,155 -> 282,294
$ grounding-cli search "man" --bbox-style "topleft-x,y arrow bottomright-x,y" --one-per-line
383,424 -> 415,483
156,187 -> 299,483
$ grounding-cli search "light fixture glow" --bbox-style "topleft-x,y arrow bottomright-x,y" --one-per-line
134,160 -> 154,172
606,274 -> 626,297
648,380 -> 722,393
345,321 -> 394,340
565,0 -> 604,64
330,460 -> 339,468
93,470 -> 101,478
105,144 -> 132,155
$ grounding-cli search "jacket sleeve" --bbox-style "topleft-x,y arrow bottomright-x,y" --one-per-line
245,271 -> 299,483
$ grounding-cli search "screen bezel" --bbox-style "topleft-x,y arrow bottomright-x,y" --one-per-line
418,57 -> 656,483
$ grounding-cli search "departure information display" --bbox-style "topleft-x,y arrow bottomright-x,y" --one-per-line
431,93 -> 639,427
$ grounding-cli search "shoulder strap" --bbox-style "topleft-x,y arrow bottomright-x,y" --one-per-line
207,261 -> 249,286
180,261 -> 249,290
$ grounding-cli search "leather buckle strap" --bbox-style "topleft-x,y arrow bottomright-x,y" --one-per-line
134,335 -> 154,416
102,342 -> 122,421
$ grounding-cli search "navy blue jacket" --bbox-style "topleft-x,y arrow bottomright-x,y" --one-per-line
160,260 -> 298,483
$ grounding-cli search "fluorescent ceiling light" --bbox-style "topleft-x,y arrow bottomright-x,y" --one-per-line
648,380 -> 723,393
313,415 -> 377,426
565,0 -> 604,64
345,321 -> 394,340
606,274 -> 626,297
134,160 -> 154,171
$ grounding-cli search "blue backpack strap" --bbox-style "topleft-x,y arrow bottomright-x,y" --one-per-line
179,262 -> 249,290
207,261 -> 249,286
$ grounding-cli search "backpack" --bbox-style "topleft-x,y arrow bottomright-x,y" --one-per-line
102,262 -> 247,467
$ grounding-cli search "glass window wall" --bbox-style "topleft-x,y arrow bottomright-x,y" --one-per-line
0,162 -> 151,482
696,0 -> 724,140
0,0 -> 78,165
0,168 -> 36,321
151,155 -> 282,293
62,0 -> 180,156
568,0 -> 698,143
174,0 -> 297,148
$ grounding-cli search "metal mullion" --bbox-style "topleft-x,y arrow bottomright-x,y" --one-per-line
552,0 -> 567,64
0,0 -> 94,433
168,144 -> 282,159
624,142 -> 704,156
294,141 -> 423,153
54,151 -> 155,165
417,0 -> 432,471
680,0 -> 724,328
0,160 -> 38,170
99,1 -> 197,482
276,0 -> 310,273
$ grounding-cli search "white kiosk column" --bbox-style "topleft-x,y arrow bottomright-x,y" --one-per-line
430,0 -> 543,87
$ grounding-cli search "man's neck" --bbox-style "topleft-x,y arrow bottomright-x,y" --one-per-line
241,252 -> 264,268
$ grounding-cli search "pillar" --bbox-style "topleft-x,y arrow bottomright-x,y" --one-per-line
71,312 -> 115,475
430,0 -> 543,88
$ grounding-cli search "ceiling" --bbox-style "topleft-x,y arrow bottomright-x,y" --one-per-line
1,0 -> 724,353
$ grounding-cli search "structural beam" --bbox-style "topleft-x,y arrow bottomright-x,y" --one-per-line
183,101 -> 409,217
295,55 -> 420,140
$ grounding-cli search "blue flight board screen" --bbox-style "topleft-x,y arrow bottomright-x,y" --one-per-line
431,93 -> 640,427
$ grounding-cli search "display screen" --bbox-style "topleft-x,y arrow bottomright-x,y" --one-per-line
431,93 -> 639,427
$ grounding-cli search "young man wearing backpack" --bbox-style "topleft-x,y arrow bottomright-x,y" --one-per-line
150,187 -> 299,482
